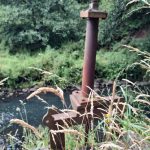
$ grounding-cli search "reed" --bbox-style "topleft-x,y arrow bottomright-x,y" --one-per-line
10,119 -> 42,139
26,86 -> 67,107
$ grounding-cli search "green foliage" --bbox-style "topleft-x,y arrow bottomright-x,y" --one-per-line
0,0 -> 85,53
0,41 -> 146,88
0,0 -> 149,88
99,0 -> 150,47
96,49 -> 139,80
22,125 -> 49,150
99,0 -> 127,46
130,34 -> 150,53
0,42 -> 83,88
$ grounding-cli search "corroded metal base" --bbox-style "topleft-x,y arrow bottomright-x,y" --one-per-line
43,105 -> 91,150
43,91 -> 124,150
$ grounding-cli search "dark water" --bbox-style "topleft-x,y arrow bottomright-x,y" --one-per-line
0,92 -> 71,134
0,83 -> 150,134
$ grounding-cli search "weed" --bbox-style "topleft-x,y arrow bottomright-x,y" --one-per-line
6,79 -> 149,149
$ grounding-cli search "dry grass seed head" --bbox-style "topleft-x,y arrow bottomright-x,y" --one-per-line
99,142 -> 124,150
50,129 -> 83,137
0,77 -> 8,86
26,86 -> 66,106
10,119 -> 42,139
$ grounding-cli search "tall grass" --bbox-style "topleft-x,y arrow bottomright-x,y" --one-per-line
8,80 -> 150,149
0,45 -> 140,89
0,44 -> 83,88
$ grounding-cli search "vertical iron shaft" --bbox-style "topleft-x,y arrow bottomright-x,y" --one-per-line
81,1 -> 99,97
81,19 -> 99,97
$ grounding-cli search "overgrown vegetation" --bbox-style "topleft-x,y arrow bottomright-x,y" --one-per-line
7,80 -> 150,149
0,0 -> 149,150
99,0 -> 150,48
0,41 -> 84,88
0,0 -> 149,89
0,0 -> 86,53
0,43 -> 142,88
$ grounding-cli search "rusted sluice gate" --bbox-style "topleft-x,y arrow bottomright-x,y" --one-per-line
43,0 -> 123,149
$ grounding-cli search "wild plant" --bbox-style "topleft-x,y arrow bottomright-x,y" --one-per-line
0,78 -> 8,87
7,78 -> 150,150
7,45 -> 150,150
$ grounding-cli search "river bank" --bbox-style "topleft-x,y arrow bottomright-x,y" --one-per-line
0,79 -> 150,149
1,79 -> 149,128
1,78 -> 150,99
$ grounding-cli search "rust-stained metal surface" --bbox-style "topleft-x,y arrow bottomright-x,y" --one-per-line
80,11 -> 107,19
70,90 -> 124,114
81,17 -> 99,97
43,107 -> 91,150
43,107 -> 65,150
81,0 -> 107,97
42,1 -> 124,150
43,95 -> 124,149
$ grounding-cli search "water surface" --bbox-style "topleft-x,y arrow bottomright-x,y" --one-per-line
0,92 -> 71,134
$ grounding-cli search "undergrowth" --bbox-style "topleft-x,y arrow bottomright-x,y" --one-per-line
0,41 -> 143,89
2,44 -> 150,149
5,42 -> 150,149
7,80 -> 150,150
0,42 -> 84,89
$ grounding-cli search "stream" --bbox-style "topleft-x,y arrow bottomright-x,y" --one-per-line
0,91 -> 71,135
0,82 -> 149,149
1,81 -> 150,134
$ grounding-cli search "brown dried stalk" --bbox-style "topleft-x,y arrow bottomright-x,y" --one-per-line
0,77 -> 8,86
10,119 -> 42,139
108,81 -> 116,119
126,0 -> 139,6
28,67 -> 53,76
127,0 -> 150,6
99,142 -> 124,150
122,79 -> 135,86
26,86 -> 66,107
123,45 -> 150,57
135,99 -> 150,106
61,109 -> 81,116
50,129 -> 83,137
35,95 -> 49,105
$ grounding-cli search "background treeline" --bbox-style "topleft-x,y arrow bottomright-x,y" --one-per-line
0,0 -> 149,88
0,0 -> 87,53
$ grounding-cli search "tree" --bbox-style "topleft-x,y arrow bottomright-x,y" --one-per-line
0,0 -> 84,53
99,0 -> 150,47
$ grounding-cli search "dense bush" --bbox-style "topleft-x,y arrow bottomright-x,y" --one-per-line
0,42 -> 84,88
96,49 -> 142,80
130,34 -> 150,53
0,0 -> 149,88
0,0 -> 85,53
99,0 -> 150,47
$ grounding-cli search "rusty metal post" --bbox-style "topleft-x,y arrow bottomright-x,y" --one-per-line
81,0 -> 100,97
43,1 -> 109,150
42,1 -> 125,149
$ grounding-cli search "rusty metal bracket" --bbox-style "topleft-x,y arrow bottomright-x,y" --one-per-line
80,10 -> 107,19
80,0 -> 107,19
43,94 -> 124,150
70,90 -> 124,114
43,106 -> 91,150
